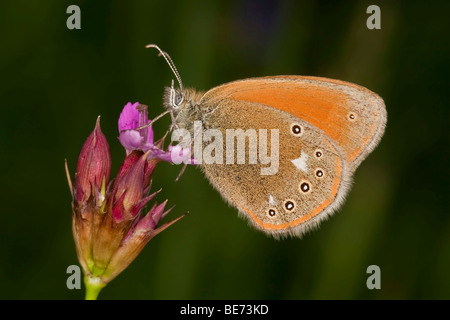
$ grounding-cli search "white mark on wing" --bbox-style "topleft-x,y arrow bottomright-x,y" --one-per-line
291,151 -> 309,172
269,195 -> 276,206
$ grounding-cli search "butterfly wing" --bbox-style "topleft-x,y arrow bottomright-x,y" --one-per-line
199,98 -> 348,238
197,76 -> 385,238
202,76 -> 387,172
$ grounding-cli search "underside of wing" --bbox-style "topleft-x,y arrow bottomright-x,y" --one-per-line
201,99 -> 352,238
201,76 -> 386,172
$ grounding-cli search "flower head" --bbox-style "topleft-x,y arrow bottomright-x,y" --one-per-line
66,103 -> 188,299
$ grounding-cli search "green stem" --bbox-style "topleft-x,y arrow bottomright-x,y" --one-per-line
84,275 -> 106,300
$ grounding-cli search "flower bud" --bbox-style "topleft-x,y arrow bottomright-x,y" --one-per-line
111,150 -> 150,221
74,117 -> 111,203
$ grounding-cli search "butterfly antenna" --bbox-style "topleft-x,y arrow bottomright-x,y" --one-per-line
145,44 -> 183,91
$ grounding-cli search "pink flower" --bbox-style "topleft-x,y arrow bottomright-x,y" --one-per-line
118,102 -> 196,164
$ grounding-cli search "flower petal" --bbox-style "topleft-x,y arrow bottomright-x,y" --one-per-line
118,130 -> 142,154
118,102 -> 140,131
145,120 -> 154,145
168,145 -> 199,164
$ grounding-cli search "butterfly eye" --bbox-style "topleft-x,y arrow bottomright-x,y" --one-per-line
170,87 -> 184,109
174,93 -> 183,106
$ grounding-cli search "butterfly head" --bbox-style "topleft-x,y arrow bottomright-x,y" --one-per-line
146,44 -> 204,131
163,81 -> 204,132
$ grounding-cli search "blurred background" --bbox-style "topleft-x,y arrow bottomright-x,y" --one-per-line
0,0 -> 449,299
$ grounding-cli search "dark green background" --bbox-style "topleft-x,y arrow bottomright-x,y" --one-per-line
1,0 -> 449,299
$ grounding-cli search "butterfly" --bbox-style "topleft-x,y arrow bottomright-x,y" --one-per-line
148,44 -> 386,238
